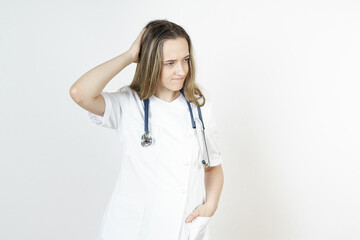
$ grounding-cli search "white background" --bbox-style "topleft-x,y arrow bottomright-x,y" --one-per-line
1,0 -> 360,239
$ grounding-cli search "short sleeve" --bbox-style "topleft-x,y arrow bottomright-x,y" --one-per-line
202,99 -> 223,167
88,91 -> 126,129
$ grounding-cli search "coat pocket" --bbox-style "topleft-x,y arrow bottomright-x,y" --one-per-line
101,196 -> 145,240
188,216 -> 211,240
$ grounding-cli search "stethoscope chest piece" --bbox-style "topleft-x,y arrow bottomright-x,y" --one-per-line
141,131 -> 152,147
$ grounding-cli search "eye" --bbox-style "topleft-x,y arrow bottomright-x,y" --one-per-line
165,58 -> 189,66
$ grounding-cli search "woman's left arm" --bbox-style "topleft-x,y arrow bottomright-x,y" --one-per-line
185,165 -> 224,222
185,100 -> 224,223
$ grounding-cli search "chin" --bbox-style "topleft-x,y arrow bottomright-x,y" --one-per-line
166,84 -> 184,92
175,85 -> 184,91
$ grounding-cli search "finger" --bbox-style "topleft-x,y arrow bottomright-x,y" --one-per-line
185,214 -> 194,223
185,210 -> 200,223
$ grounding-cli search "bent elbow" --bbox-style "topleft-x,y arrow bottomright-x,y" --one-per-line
69,85 -> 83,103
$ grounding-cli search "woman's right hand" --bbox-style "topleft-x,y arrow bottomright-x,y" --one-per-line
128,28 -> 146,63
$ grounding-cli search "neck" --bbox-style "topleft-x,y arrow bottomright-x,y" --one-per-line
154,89 -> 181,103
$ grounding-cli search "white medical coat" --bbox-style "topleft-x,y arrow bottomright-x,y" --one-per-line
88,86 -> 223,240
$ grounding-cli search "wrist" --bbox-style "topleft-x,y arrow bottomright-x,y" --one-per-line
126,49 -> 137,63
205,201 -> 218,211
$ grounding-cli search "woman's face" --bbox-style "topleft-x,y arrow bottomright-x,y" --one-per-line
156,37 -> 190,95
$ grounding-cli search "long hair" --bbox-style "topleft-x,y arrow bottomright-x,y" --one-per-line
119,19 -> 205,107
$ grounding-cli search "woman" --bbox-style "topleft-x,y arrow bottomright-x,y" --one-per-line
70,19 -> 224,240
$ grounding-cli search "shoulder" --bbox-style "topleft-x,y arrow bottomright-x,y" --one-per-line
191,90 -> 215,127
114,85 -> 139,101
116,85 -> 132,94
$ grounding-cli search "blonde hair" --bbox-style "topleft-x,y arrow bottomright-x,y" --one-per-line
118,19 -> 205,107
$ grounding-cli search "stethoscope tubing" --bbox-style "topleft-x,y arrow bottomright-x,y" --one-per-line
194,119 -> 211,168
141,88 -> 211,168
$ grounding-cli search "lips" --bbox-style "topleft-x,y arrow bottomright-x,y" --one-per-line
172,78 -> 184,81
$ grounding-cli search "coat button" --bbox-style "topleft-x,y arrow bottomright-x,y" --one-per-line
183,161 -> 189,166
180,189 -> 186,194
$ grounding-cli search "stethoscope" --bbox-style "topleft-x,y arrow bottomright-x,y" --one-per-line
141,88 -> 211,168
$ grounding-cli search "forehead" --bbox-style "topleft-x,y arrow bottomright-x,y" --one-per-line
162,37 -> 189,59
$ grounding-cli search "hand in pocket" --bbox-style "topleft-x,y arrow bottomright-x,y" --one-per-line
185,202 -> 216,223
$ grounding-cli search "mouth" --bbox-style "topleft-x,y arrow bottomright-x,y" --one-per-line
172,78 -> 184,81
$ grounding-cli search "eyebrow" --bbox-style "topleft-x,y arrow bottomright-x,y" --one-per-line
164,55 -> 190,62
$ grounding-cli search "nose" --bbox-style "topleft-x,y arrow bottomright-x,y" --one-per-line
175,62 -> 186,77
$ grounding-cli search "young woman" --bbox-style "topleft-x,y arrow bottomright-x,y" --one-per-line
70,19 -> 224,240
